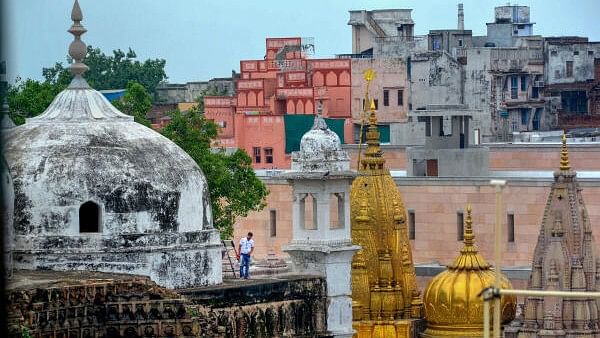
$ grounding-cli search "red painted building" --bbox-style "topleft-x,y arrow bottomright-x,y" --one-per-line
205,37 -> 352,169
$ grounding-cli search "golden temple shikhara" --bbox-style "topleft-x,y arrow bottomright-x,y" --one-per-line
351,70 -> 423,338
422,204 -> 516,337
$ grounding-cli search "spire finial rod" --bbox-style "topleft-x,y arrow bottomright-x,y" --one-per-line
560,131 -> 570,171
68,0 -> 88,78
463,203 -> 475,247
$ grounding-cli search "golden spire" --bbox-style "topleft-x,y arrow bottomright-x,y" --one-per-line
422,204 -> 517,336
449,204 -> 490,270
560,132 -> 570,171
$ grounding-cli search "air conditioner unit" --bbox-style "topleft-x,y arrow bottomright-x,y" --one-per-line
534,80 -> 545,87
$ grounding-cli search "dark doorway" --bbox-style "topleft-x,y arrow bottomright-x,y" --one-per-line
426,159 -> 439,177
79,201 -> 101,233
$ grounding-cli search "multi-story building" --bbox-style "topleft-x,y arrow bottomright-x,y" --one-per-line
543,37 -> 600,129
204,37 -> 353,169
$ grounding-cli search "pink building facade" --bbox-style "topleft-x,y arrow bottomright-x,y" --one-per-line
205,38 -> 353,169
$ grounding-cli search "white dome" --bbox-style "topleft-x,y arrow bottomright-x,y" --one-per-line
3,80 -> 221,288
292,115 -> 350,172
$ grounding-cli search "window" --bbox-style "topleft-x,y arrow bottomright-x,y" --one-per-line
373,99 -> 379,110
566,61 -> 574,77
521,108 -> 530,125
458,39 -> 463,47
269,209 -> 277,237
532,86 -> 539,99
457,211 -> 464,241
397,90 -> 404,106
408,210 -> 415,240
574,51 -> 579,56
383,90 -> 390,106
588,51 -> 594,57
253,147 -> 261,163
510,76 -> 518,99
561,91 -> 588,113
329,193 -> 345,229
520,75 -> 527,92
264,148 -> 273,164
300,193 -> 318,230
79,201 -> 101,233
432,37 -> 441,50
507,213 -> 515,242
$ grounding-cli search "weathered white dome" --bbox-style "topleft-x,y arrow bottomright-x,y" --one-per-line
3,80 -> 222,288
5,83 -> 212,235
291,115 -> 350,172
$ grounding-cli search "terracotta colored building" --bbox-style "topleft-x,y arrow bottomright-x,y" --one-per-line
205,37 -> 353,169
235,142 -> 600,292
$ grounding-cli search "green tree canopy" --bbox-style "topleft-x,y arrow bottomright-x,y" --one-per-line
43,46 -> 167,94
113,81 -> 152,127
7,46 -> 166,125
7,78 -> 65,125
160,107 -> 268,239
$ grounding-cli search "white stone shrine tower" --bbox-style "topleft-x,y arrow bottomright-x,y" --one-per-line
282,102 -> 359,338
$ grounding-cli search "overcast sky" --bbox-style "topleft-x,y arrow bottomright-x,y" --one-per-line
5,0 -> 600,84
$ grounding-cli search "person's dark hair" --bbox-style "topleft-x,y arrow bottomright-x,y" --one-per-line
247,232 -> 253,237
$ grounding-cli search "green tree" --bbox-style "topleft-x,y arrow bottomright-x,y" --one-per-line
7,78 -> 65,125
43,46 -> 167,94
113,81 -> 152,127
161,108 -> 268,239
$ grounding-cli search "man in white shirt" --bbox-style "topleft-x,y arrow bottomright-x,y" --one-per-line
237,232 -> 254,279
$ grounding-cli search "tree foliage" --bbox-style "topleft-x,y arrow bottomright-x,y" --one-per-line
43,46 -> 167,94
160,107 -> 268,239
7,78 -> 65,125
7,46 -> 166,125
113,81 -> 152,127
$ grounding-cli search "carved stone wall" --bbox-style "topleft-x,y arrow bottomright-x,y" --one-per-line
7,271 -> 328,338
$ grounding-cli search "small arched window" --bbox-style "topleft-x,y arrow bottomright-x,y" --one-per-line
79,201 -> 101,233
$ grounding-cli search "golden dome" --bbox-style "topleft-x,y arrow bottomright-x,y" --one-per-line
423,205 -> 516,337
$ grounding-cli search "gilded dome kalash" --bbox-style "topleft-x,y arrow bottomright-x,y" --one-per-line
423,205 -> 516,337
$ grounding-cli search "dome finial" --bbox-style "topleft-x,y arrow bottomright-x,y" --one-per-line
463,204 -> 475,247
559,131 -> 570,171
67,0 -> 89,81
311,99 -> 328,130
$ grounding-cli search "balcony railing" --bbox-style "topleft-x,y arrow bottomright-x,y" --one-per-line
375,35 -> 426,44
335,53 -> 373,59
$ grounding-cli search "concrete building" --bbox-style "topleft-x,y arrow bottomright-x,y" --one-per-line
234,141 -> 600,295
484,5 -> 535,48
155,77 -> 236,105
347,9 -> 415,57
205,37 -> 353,169
406,106 -> 489,177
544,37 -> 600,129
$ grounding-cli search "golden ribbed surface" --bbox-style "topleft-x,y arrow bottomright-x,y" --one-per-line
423,205 -> 516,337
351,90 -> 423,338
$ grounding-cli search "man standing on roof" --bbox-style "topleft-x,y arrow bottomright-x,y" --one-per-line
237,232 -> 254,279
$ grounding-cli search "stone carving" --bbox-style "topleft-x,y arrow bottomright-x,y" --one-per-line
506,134 -> 600,338
7,273 -> 328,338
